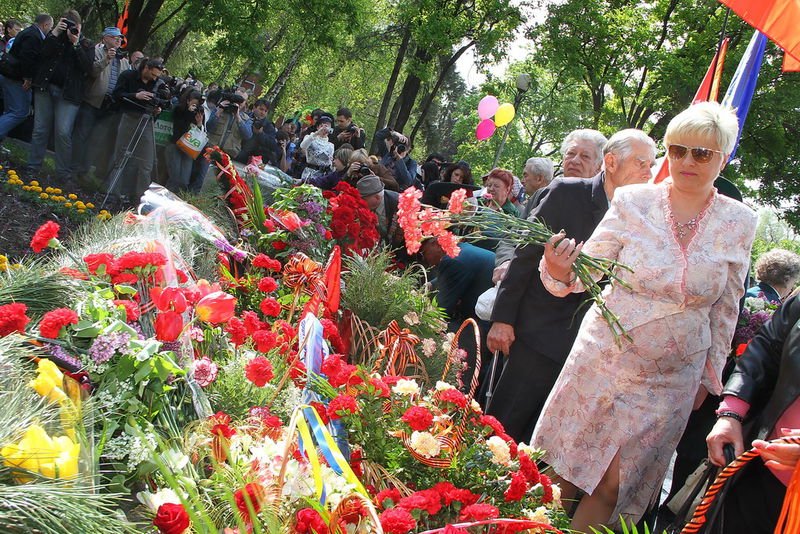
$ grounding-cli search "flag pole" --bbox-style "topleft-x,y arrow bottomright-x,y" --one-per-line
709,8 -> 731,100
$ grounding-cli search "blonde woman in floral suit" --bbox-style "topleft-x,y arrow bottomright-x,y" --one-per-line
534,102 -> 757,530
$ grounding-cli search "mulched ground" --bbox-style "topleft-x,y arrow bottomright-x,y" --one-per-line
0,154 -> 119,261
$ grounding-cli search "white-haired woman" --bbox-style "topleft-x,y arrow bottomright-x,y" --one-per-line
533,102 -> 757,530
747,248 -> 800,302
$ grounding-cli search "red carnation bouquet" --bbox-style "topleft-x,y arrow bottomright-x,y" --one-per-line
326,182 -> 379,256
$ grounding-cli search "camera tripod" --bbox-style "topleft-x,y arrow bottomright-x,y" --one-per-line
101,108 -> 157,210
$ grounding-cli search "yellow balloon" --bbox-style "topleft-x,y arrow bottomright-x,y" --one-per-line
494,103 -> 516,127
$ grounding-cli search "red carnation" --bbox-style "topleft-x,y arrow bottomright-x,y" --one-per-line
479,414 -> 506,436
504,470 -> 528,502
459,503 -> 500,522
113,299 -> 140,322
242,310 -> 265,334
295,508 -> 328,534
272,241 -> 286,251
0,303 -> 30,337
432,482 -> 479,507
225,317 -> 248,346
518,450 -> 540,485
327,394 -> 358,419
540,474 -> 554,504
234,482 -> 265,518
245,356 -> 274,387
401,406 -> 434,432
289,359 -> 307,388
310,401 -> 329,425
257,276 -> 278,293
83,253 -> 115,275
152,502 -> 190,534
436,388 -> 468,408
379,508 -> 416,534
111,272 -> 139,285
39,308 -> 79,339
375,488 -> 401,509
252,330 -> 278,353
30,221 -> 60,253
260,297 -> 281,317
398,489 -> 442,515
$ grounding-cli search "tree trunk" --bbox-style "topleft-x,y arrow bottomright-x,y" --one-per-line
125,0 -> 169,53
265,43 -> 305,102
409,41 -> 474,143
161,21 -> 191,61
369,25 -> 410,153
392,47 -> 432,133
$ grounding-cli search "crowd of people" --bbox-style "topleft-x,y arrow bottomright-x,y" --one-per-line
1,10 -> 799,533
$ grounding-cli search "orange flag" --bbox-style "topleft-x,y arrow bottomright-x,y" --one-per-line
652,40 -> 728,183
719,0 -> 800,71
116,0 -> 130,36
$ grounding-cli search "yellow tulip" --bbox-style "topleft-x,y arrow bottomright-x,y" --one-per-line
1,424 -> 80,480
29,360 -> 67,404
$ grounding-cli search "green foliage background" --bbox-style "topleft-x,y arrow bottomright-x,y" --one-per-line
0,0 -> 798,227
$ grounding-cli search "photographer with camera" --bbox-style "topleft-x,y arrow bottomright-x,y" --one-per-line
234,98 -> 278,164
0,14 -> 53,151
25,10 -> 92,180
71,26 -> 131,187
374,126 -> 418,190
299,114 -> 334,183
164,88 -> 204,193
331,107 -> 365,150
206,87 -> 252,158
105,58 -> 168,205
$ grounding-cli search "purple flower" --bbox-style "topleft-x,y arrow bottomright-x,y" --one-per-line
299,200 -> 323,220
47,343 -> 82,369
88,331 -> 131,364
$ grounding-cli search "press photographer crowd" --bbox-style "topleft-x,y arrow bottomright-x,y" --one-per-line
0,9 -> 448,210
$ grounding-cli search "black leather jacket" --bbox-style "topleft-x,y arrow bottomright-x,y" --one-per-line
32,32 -> 93,104
723,295 -> 800,441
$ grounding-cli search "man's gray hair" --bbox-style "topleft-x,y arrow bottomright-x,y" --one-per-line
560,129 -> 608,164
525,157 -> 554,184
603,129 -> 656,159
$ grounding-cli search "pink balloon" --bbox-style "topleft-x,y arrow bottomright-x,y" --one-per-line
477,95 -> 499,120
475,119 -> 496,140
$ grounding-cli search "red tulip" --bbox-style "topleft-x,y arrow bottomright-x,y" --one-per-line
155,311 -> 184,341
195,291 -> 237,324
277,210 -> 303,232
150,287 -> 188,313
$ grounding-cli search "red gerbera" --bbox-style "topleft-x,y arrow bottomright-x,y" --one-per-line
39,308 -> 79,339
30,221 -> 60,253
0,303 -> 30,337
244,356 -> 274,387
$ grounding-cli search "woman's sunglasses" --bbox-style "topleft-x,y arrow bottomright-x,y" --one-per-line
666,144 -> 723,164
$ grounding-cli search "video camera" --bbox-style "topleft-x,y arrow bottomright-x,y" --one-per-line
219,91 -> 245,113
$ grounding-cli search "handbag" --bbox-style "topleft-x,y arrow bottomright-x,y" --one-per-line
176,125 -> 207,159
475,284 -> 498,321
660,444 -> 735,534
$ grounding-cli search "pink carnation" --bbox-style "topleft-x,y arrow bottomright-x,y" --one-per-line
192,356 -> 219,387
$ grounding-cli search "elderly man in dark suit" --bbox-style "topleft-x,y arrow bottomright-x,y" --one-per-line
485,128 -> 656,443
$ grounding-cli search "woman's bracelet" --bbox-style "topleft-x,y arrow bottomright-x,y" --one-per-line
716,410 -> 744,424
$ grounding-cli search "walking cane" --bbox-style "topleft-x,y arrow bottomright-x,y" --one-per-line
483,350 -> 502,412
